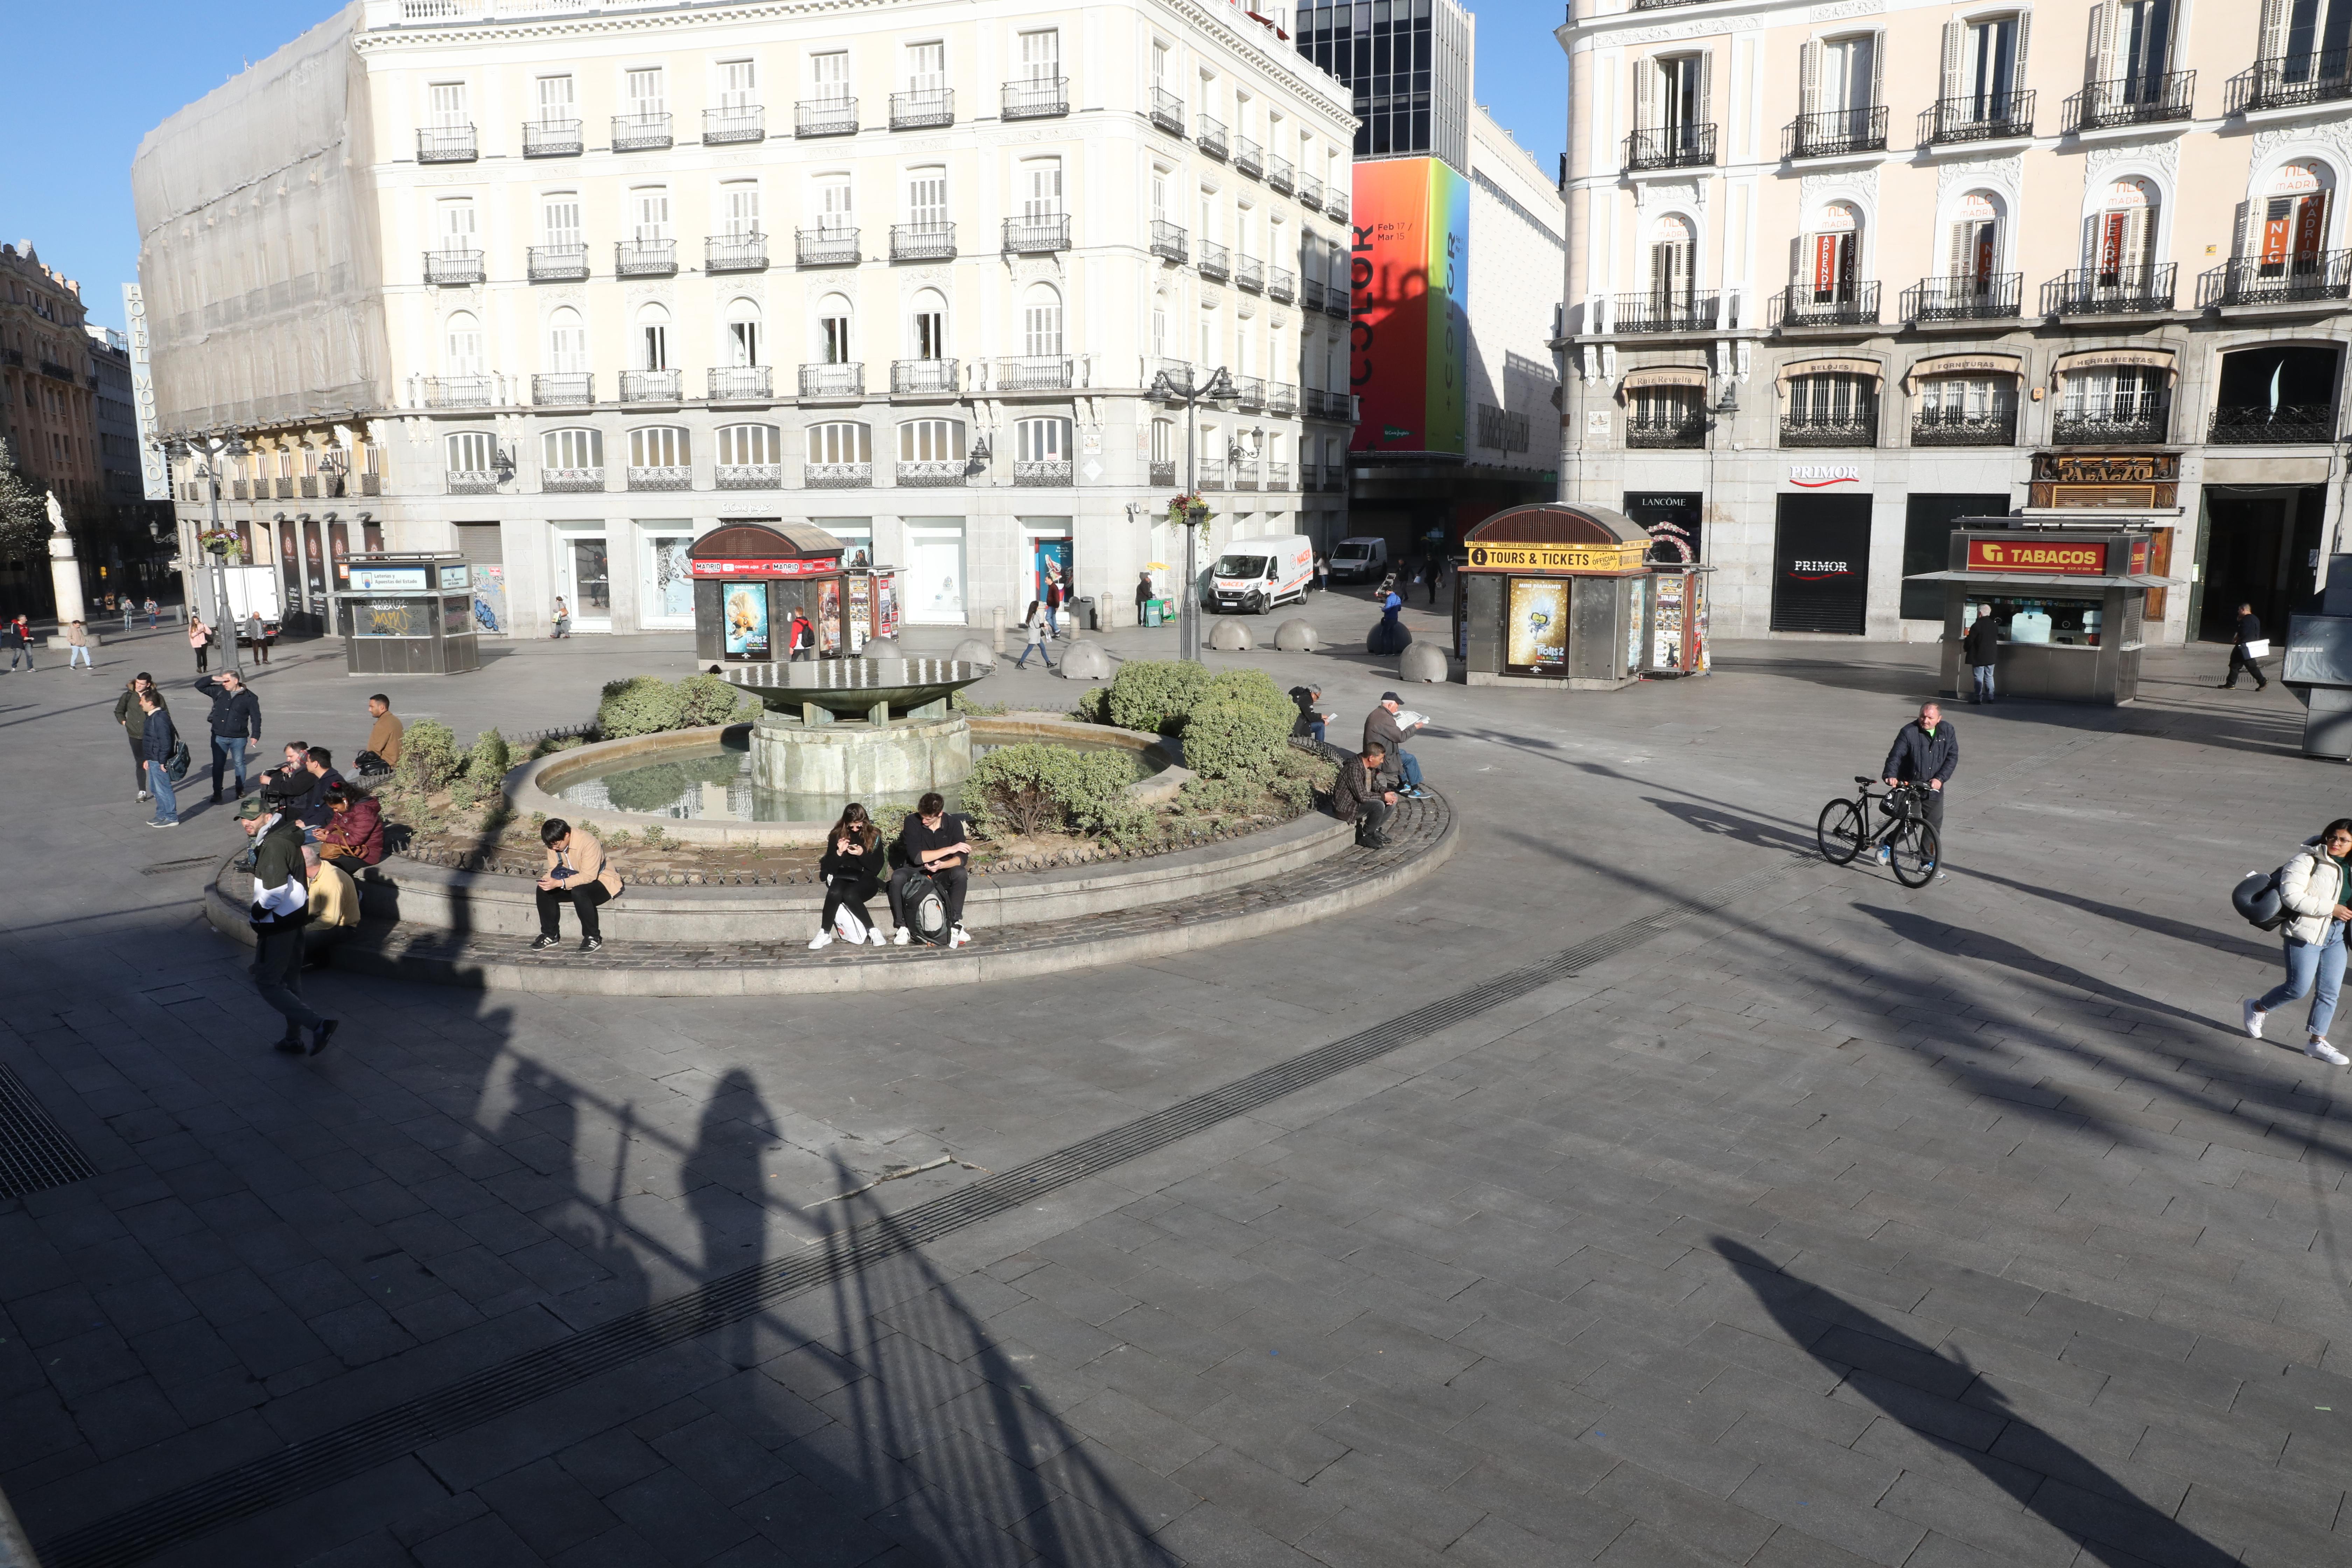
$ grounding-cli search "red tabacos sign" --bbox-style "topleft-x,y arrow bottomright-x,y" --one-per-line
690,558 -> 838,578
1967,540 -> 2107,575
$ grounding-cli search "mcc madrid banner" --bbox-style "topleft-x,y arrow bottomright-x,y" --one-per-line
1349,158 -> 1468,457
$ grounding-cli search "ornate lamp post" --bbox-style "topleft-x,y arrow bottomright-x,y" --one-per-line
1146,363 -> 1234,664
172,432 -> 248,678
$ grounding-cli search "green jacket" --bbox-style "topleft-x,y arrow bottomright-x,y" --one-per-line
114,686 -> 167,743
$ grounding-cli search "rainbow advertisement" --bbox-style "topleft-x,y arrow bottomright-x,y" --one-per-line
1349,158 -> 1469,457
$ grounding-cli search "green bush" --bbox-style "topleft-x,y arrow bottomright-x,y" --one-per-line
964,743 -> 1146,838
395,719 -> 463,792
1105,659 -> 1212,735
465,727 -> 511,789
1181,670 -> 1296,780
596,676 -> 687,738
676,672 -> 752,728
1075,686 -> 1109,722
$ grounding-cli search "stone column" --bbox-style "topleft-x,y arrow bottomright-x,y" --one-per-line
42,494 -> 86,646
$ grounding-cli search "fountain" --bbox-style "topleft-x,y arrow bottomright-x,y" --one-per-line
720,658 -> 990,797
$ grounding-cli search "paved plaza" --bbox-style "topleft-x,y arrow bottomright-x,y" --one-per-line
3,591 -> 2350,1568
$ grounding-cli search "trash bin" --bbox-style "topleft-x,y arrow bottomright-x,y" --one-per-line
1076,595 -> 1098,632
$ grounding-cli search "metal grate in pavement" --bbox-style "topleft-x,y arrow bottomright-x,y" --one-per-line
0,1065 -> 97,1201
43,855 -> 1802,1568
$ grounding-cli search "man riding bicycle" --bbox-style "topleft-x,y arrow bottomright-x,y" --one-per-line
1880,701 -> 1956,873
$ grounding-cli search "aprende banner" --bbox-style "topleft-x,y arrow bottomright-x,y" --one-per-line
1349,158 -> 1468,457
1967,539 -> 2108,575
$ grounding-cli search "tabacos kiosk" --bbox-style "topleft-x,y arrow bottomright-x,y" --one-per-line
335,553 -> 480,676
1454,504 -> 1653,690
1906,520 -> 2179,704
688,523 -> 900,664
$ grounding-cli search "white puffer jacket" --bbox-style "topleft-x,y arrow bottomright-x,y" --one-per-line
2278,843 -> 2348,945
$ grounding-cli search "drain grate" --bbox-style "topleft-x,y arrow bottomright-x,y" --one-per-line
43,856 -> 1804,1568
0,1065 -> 97,1202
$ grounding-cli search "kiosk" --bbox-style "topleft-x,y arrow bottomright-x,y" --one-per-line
336,554 -> 479,676
1644,564 -> 1713,677
688,523 -> 899,665
1905,519 -> 2179,705
1454,504 -> 1653,690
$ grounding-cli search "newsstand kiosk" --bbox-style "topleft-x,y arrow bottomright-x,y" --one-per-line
688,523 -> 901,665
1454,504 -> 1653,690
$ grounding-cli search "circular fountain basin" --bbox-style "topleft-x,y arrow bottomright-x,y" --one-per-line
722,657 -> 989,719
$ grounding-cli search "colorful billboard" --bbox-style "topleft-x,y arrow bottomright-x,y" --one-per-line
1349,158 -> 1469,457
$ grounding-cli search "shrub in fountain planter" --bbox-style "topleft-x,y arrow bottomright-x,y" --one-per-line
396,720 -> 463,792
677,672 -> 760,728
1181,670 -> 1296,780
465,727 -> 511,789
964,742 -> 1146,837
1105,659 -> 1212,735
597,676 -> 688,738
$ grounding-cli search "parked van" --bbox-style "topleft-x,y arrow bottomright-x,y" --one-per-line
1329,536 -> 1389,583
1206,534 -> 1317,615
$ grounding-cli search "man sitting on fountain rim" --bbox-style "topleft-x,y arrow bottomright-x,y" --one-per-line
888,791 -> 974,948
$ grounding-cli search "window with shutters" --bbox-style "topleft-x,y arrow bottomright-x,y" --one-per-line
1020,29 -> 1059,79
1648,215 -> 1696,308
818,295 -> 853,363
727,299 -> 763,367
718,59 -> 756,108
429,82 -> 468,128
2086,178 -> 2157,286
542,427 -> 602,470
909,289 -> 947,360
626,67 -> 666,115
906,42 -> 945,92
535,76 -> 575,122
813,174 -> 853,233
1022,285 -> 1063,357
808,422 -> 870,465
637,302 -> 670,370
445,312 -> 483,373
436,198 -> 477,254
545,308 -> 588,372
898,419 -> 965,463
446,431 -> 496,474
811,51 -> 849,101
1937,13 -> 2030,130
2253,163 -> 2333,276
1794,34 -> 1883,154
541,194 -> 581,247
1632,52 -> 1712,166
2112,0 -> 2175,96
720,182 -> 760,238
629,427 -> 688,469
718,424 -> 779,466
1801,204 -> 1862,302
1021,159 -> 1063,219
908,168 -> 948,227
1946,192 -> 2004,288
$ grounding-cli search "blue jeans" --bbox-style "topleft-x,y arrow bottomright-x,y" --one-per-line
1013,641 -> 1053,668
1307,719 -> 1326,745
2260,923 -> 2347,1038
1972,664 -> 1995,702
8,643 -> 31,670
147,760 -> 179,824
1392,748 -> 1423,790
212,735 -> 250,798
1044,603 -> 1060,637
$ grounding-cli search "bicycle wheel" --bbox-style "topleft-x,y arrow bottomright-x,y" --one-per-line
1816,799 -> 1867,864
1889,818 -> 1941,888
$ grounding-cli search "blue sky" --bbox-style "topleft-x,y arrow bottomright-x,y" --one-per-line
3,0 -> 1564,338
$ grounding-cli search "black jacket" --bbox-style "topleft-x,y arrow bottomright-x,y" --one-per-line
1331,758 -> 1388,822
114,686 -> 167,743
1961,619 -> 2000,666
1883,719 -> 1959,786
819,837 -> 881,890
2236,612 -> 2264,649
193,676 -> 262,741
140,707 -> 176,764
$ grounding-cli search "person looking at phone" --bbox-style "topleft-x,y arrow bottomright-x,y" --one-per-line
887,791 -> 973,948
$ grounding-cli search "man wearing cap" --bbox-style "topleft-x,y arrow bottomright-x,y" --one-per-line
248,777 -> 338,1056
1363,693 -> 1429,799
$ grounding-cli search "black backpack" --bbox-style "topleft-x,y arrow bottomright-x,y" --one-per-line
899,871 -> 952,946
2234,866 -> 2294,931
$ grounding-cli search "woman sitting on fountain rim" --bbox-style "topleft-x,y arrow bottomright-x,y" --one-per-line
888,791 -> 974,948
810,803 -> 887,950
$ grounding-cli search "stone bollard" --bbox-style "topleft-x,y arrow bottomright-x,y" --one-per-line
951,636 -> 996,669
1058,638 -> 1113,680
1208,618 -> 1253,652
1273,618 -> 1321,652
861,636 -> 901,660
1398,642 -> 1449,683
1366,618 -> 1413,657
992,604 -> 1007,656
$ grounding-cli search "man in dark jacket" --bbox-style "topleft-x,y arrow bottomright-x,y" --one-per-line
1961,609 -> 2001,704
248,782 -> 336,1055
140,688 -> 181,828
1332,743 -> 1399,848
194,671 -> 262,803
1881,702 -> 1956,867
114,673 -> 167,801
2223,602 -> 2270,692
1363,693 -> 1427,796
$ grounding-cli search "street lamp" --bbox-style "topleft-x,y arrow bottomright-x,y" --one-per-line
172,431 -> 248,679
1146,362 -> 1235,663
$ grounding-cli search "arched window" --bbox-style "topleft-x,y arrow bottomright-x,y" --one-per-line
1022,284 -> 1063,357
808,421 -> 870,464
1917,374 -> 2016,442
446,431 -> 497,475
2255,160 -> 2334,282
1648,215 -> 1694,307
628,426 -> 689,471
636,301 -> 670,371
1019,157 -> 1063,219
1784,372 -> 1877,442
541,427 -> 603,471
909,288 -> 947,360
898,418 -> 966,463
717,424 -> 780,467
726,298 -> 762,367
1150,418 -> 1175,469
1946,192 -> 2004,288
817,294 -> 852,363
1801,203 -> 1861,304
2079,177 -> 2160,306
545,307 -> 587,372
1015,416 -> 1071,462
445,311 -> 483,374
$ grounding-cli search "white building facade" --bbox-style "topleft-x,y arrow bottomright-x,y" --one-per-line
136,0 -> 1356,637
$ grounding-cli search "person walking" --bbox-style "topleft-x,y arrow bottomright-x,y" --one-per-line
115,673 -> 166,800
1012,600 -> 1055,670
550,597 -> 571,639
1135,570 -> 1156,626
143,597 -> 158,628
1313,554 -> 1329,594
66,620 -> 92,672
2222,602 -> 2270,692
7,613 -> 35,672
247,784 -> 337,1056
189,615 -> 213,674
245,609 -> 270,664
787,609 -> 816,662
139,687 -> 181,828
194,670 -> 263,804
1426,553 -> 1444,606
119,597 -> 133,632
1961,609 -> 2000,705
1879,701 -> 1957,874
534,818 -> 620,952
2244,819 -> 2352,1065
810,803 -> 885,950
1042,566 -> 1065,638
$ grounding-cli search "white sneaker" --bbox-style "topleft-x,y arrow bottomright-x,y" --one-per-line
1876,846 -> 1891,866
2311,1038 -> 2350,1066
2244,999 -> 2267,1040
891,928 -> 910,946
867,930 -> 887,946
949,925 -> 972,948
807,931 -> 835,951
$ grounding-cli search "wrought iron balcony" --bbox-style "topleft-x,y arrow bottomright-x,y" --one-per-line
2066,71 -> 2195,131
2053,402 -> 2171,444
541,465 -> 604,492
1267,460 -> 1291,489
1149,460 -> 1177,486
796,98 -> 857,137
799,363 -> 864,397
1326,192 -> 1349,222
1014,459 -> 1073,487
1780,412 -> 1879,447
1268,155 -> 1294,194
1628,413 -> 1708,448
425,249 -> 484,285
620,370 -> 680,402
706,233 -> 768,273
615,239 -> 678,277
611,112 -> 673,151
1607,290 -> 1729,333
418,125 -> 477,163
1267,382 -> 1297,416
527,243 -> 589,282
1003,215 -> 1070,254
628,465 -> 691,491
1302,277 -> 1327,312
898,461 -> 966,487
1268,268 -> 1296,304
1003,77 -> 1068,120
421,376 -> 492,409
524,118 -> 582,157
1300,175 -> 1323,209
1150,221 -> 1188,264
1230,376 -> 1265,411
1197,457 -> 1226,489
533,373 -> 594,407
1198,241 -> 1230,282
1911,409 -> 2017,446
1624,124 -> 1716,171
1902,273 -> 2023,322
998,356 -> 1072,390
716,464 -> 782,489
1150,359 -> 1196,394
2042,265 -> 2177,315
446,468 -> 502,494
1235,255 -> 1265,293
2210,404 -> 2336,443
891,223 -> 956,261
1325,283 -> 1350,318
2228,48 -> 2352,113
797,227 -> 860,266
708,366 -> 772,400
1770,282 -> 1881,329
1198,115 -> 1228,159
1235,136 -> 1264,178
1919,90 -> 2034,145
2198,249 -> 2352,307
1232,462 -> 1260,491
806,462 -> 871,487
1782,106 -> 1887,159
891,89 -> 954,130
892,359 -> 956,394
703,105 -> 764,144
1150,88 -> 1185,137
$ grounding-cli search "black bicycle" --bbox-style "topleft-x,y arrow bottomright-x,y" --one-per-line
1816,777 -> 1941,888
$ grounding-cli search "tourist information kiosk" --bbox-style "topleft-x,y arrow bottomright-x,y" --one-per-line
1905,520 -> 2178,705
336,553 -> 479,676
1455,504 -> 1654,690
688,523 -> 900,665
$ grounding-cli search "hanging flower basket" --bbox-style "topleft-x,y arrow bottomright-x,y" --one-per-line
197,527 -> 244,563
1166,493 -> 1216,527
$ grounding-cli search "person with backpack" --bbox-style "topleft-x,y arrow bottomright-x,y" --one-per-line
2244,819 -> 2352,1065
887,792 -> 973,948
787,609 -> 817,663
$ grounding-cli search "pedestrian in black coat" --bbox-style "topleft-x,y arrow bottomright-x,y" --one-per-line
2223,603 -> 2270,692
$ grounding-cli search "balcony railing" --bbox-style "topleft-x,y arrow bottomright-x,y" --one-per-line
1230,376 -> 1265,411
628,465 -> 691,491
1198,241 -> 1230,282
1003,215 -> 1070,254
1268,382 -> 1298,416
1150,359 -> 1195,394
619,369 -> 681,402
1268,155 -> 1294,194
1198,457 -> 1226,489
997,356 -> 1072,390
418,125 -> 477,163
2042,265 -> 2177,315
447,469 -> 504,496
797,227 -> 860,266
1782,106 -> 1888,159
1149,460 -> 1177,486
2210,404 -> 2336,443
806,462 -> 871,488
704,104 -> 764,144
2066,71 -> 2195,131
615,239 -> 678,277
891,223 -> 956,261
425,249 -> 485,285
523,118 -> 582,157
2053,402 -> 2171,444
528,243 -> 589,282
542,467 -> 604,491
1326,192 -> 1349,222
1911,408 -> 2018,446
1150,220 -> 1188,264
1302,277 -> 1327,312
1625,124 -> 1716,171
1919,90 -> 2035,145
706,233 -> 768,273
1150,88 -> 1184,137
1771,282 -> 1881,329
2228,48 -> 2352,113
1269,268 -> 1296,305
800,363 -> 864,398
1628,413 -> 1708,448
1003,77 -> 1068,119
1232,464 -> 1259,491
1235,136 -> 1264,178
1902,273 -> 2023,322
796,97 -> 857,136
421,376 -> 492,409
898,461 -> 965,487
892,359 -> 957,394
708,366 -> 772,400
1326,281 -> 1350,318
1608,291 -> 1729,333
611,111 -> 673,151
1780,412 -> 1879,447
1235,255 -> 1265,293
716,464 -> 782,489
1300,175 -> 1323,209
2198,249 -> 2352,307
532,373 -> 594,406
1198,115 -> 1228,159
1268,460 -> 1291,489
1014,460 -> 1073,486
891,88 -> 954,129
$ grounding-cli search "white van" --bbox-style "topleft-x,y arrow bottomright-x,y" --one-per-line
1329,536 -> 1389,583
1206,534 -> 1317,615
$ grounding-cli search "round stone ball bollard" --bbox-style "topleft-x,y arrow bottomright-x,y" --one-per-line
860,636 -> 902,660
1208,618 -> 1254,652
950,636 -> 996,670
1058,638 -> 1114,680
1366,617 -> 1413,657
1273,618 -> 1321,652
1398,642 -> 1450,684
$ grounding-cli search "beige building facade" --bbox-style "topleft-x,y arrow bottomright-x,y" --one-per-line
1558,0 -> 2352,644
